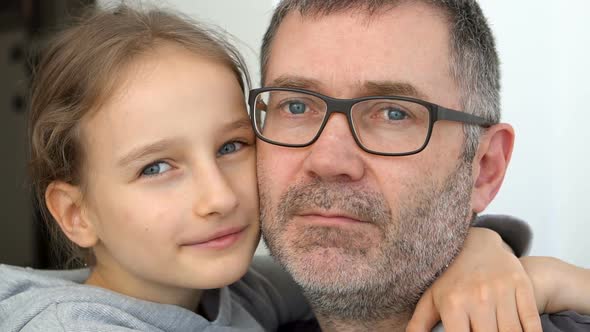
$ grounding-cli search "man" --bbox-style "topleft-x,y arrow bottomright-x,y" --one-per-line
251,0 -> 589,330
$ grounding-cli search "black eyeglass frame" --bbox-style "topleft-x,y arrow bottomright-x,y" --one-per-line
248,87 -> 494,156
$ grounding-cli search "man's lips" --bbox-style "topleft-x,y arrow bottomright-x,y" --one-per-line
296,212 -> 367,227
181,225 -> 247,249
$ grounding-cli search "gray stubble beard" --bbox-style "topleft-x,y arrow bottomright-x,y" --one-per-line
259,159 -> 474,323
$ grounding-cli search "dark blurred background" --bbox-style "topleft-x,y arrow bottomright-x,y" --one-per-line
1,0 -> 93,269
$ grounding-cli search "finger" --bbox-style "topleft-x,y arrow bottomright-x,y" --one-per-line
469,308 -> 498,332
515,280 -> 543,332
467,287 -> 498,332
406,288 -> 440,332
438,307 -> 470,332
437,292 -> 471,332
495,288 -> 523,332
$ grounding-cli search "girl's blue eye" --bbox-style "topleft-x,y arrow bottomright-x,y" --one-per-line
218,141 -> 244,156
141,161 -> 172,177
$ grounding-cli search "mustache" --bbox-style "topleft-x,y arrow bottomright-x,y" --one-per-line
277,180 -> 392,227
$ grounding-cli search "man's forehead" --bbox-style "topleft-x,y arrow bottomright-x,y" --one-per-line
264,3 -> 456,104
286,0 -> 448,24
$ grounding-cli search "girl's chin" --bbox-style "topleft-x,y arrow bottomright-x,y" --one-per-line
186,257 -> 253,289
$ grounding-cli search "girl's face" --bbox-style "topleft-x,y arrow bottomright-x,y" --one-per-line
78,43 -> 259,306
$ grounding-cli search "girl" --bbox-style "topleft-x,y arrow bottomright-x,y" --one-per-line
0,4 -> 587,332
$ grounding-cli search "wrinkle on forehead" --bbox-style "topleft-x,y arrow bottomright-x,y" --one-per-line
267,2 -> 453,75
266,1 -> 459,108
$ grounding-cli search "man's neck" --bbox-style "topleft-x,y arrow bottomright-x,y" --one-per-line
300,278 -> 416,331
316,311 -> 412,332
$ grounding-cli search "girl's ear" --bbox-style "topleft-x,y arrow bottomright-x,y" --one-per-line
45,181 -> 98,248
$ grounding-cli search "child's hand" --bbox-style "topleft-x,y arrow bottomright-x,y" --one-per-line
520,256 -> 590,315
406,227 -> 542,332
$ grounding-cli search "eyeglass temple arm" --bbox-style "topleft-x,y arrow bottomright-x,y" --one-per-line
436,106 -> 493,127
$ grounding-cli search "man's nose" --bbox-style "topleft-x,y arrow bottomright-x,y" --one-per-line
192,164 -> 239,219
302,113 -> 365,182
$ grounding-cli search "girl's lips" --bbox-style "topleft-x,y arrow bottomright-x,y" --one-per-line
182,226 -> 247,250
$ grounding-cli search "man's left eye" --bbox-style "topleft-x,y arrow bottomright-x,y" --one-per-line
386,108 -> 408,120
218,141 -> 244,156
288,101 -> 307,114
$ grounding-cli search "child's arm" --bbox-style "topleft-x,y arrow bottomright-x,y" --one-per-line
407,226 -> 542,332
520,256 -> 590,315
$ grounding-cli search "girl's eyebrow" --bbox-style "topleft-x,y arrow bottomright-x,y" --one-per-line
222,117 -> 252,132
116,119 -> 251,167
117,138 -> 183,167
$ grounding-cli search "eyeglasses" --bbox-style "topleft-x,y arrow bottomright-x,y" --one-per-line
248,87 -> 493,156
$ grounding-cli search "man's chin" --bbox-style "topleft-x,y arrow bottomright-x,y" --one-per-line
277,241 -> 382,291
288,221 -> 381,249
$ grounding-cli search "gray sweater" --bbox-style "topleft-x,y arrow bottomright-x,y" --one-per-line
0,256 -> 311,332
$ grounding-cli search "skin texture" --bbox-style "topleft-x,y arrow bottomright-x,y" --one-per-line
521,256 -> 590,315
45,43 -> 260,310
257,3 -> 522,331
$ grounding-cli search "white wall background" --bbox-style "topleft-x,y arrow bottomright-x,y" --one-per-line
100,0 -> 589,267
150,0 -> 275,88
479,1 -> 590,266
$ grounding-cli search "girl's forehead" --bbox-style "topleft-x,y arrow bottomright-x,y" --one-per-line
79,50 -> 248,156
86,45 -> 243,122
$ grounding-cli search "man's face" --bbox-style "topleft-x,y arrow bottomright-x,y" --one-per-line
258,3 -> 475,315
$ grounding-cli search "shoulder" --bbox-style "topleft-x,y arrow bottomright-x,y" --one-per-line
0,264 -> 90,297
541,311 -> 590,331
229,255 -> 301,304
0,264 -> 78,305
0,265 -> 203,332
228,256 -> 313,329
473,214 -> 532,257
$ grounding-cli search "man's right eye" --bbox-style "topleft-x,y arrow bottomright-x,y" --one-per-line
287,101 -> 307,114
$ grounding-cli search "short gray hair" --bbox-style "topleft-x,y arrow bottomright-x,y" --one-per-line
260,0 -> 500,161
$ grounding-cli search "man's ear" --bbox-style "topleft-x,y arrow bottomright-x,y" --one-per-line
471,123 -> 515,213
45,181 -> 98,248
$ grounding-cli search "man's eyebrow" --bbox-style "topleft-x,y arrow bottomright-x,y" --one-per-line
267,76 -> 426,99
117,138 -> 182,167
267,75 -> 322,90
362,81 -> 426,99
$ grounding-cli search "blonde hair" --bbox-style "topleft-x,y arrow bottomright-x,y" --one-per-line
29,4 -> 250,267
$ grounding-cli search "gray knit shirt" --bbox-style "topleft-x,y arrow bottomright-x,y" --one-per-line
0,256 -> 311,332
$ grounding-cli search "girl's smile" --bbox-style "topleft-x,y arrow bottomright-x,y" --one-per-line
180,224 -> 249,250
